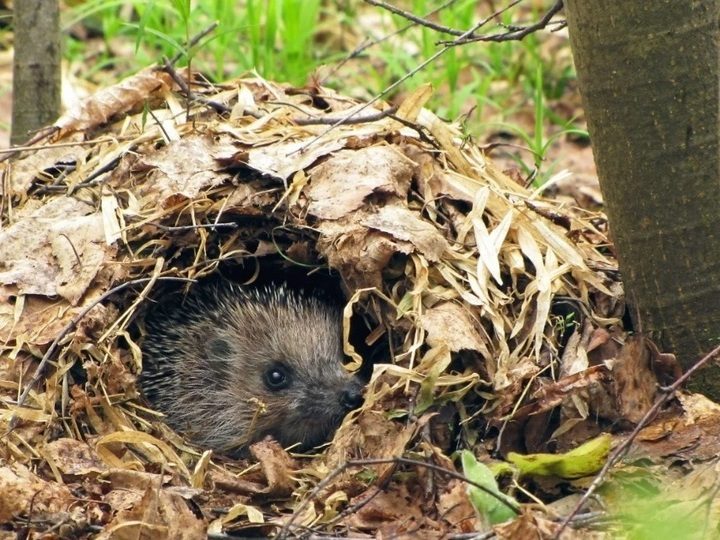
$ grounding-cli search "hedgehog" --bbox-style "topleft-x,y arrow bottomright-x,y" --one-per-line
139,282 -> 364,455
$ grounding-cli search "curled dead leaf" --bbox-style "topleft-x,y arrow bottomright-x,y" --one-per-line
55,68 -> 174,137
249,438 -> 297,498
0,463 -> 74,523
136,134 -> 234,206
613,335 -> 660,423
306,146 -> 414,220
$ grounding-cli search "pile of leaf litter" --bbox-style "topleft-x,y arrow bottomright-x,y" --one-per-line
0,66 -> 712,539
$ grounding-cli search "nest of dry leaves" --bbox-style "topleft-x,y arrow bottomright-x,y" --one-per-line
0,66 -> 667,538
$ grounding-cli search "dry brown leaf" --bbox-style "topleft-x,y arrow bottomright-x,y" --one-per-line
494,507 -> 575,539
471,188 -> 502,285
246,137 -> 347,181
207,468 -> 266,495
96,486 -> 205,540
55,67 -> 173,136
326,410 -> 417,488
532,365 -> 609,416
437,479 -> 479,533
634,400 -> 720,461
104,488 -> 147,517
0,295 -> 66,345
362,205 -> 449,262
249,438 -> 297,497
421,301 -> 491,357
42,438 -> 107,476
559,321 -> 593,377
345,483 -> 422,531
0,196 -> 114,305
318,222 -> 412,288
419,108 -> 474,178
613,336 -> 659,423
96,431 -> 191,479
4,142 -> 89,197
678,392 -> 720,423
102,469 -> 173,492
0,293 -> 115,349
136,134 -> 234,206
306,146 -> 413,220
636,419 -> 680,443
395,83 -> 433,123
0,463 -> 74,522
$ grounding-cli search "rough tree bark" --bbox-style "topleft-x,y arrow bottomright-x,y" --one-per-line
564,0 -> 720,397
11,0 -> 61,145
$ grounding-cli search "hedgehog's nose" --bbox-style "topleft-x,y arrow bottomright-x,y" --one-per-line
340,382 -> 364,411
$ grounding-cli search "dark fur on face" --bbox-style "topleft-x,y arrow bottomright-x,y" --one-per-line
140,282 -> 363,455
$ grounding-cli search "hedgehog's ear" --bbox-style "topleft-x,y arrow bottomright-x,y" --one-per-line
205,336 -> 234,376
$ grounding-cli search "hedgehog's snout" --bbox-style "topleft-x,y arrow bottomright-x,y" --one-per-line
340,379 -> 364,412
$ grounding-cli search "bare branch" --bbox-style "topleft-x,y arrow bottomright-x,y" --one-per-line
291,2 -> 517,155
441,0 -> 565,46
320,0 -> 459,85
161,58 -> 231,115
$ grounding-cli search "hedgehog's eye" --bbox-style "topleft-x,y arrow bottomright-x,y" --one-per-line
264,365 -> 290,390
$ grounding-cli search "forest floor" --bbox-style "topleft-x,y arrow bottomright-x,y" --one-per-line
3,3 -> 717,540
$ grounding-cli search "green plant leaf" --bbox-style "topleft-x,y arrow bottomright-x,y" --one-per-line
169,0 -> 191,23
507,433 -> 612,479
461,450 -> 518,525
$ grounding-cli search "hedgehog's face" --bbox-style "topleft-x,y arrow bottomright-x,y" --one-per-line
208,297 -> 364,453
253,357 -> 364,449
142,283 -> 365,456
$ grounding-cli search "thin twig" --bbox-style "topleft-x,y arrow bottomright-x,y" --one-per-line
554,341 -> 720,538
365,0 -> 466,36
147,107 -> 172,143
148,221 -> 239,232
293,105 -> 398,126
167,21 -> 219,67
70,155 -> 119,186
319,0 -> 458,85
387,113 -> 440,148
58,234 -> 82,267
0,137 -> 133,155
36,156 -> 122,194
161,58 -> 231,115
0,126 -> 61,161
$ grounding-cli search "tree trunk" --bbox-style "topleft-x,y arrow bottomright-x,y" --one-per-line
11,0 -> 61,145
564,0 -> 720,397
